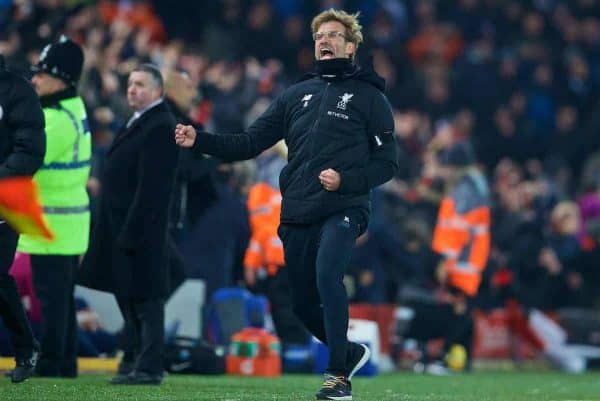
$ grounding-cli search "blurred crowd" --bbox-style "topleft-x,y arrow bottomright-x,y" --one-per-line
2,0 -> 600,318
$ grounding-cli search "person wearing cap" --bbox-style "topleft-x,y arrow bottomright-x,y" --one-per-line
0,54 -> 45,383
17,36 -> 91,377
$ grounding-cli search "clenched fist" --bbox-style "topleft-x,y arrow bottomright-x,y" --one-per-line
174,124 -> 197,147
319,168 -> 341,191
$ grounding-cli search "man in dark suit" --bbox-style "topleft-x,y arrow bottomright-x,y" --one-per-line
79,64 -> 178,385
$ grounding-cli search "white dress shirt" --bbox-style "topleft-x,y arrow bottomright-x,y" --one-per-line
126,98 -> 164,128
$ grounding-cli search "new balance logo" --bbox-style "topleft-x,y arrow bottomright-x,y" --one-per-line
339,215 -> 351,228
301,94 -> 313,108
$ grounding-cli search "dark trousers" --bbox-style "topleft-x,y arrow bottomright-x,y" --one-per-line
30,254 -> 78,376
403,299 -> 474,359
254,267 -> 311,345
279,208 -> 365,375
0,223 -> 37,360
116,297 -> 164,376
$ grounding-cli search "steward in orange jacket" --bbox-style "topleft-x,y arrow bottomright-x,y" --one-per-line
432,142 -> 491,297
244,182 -> 284,277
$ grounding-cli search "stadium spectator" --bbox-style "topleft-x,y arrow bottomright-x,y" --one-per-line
399,140 -> 490,372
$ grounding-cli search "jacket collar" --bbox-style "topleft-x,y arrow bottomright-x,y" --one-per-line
123,100 -> 167,132
313,58 -> 356,79
298,58 -> 356,82
108,101 -> 169,154
297,55 -> 386,91
131,98 -> 163,120
39,87 -> 78,108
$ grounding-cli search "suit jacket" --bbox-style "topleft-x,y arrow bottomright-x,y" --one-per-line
79,101 -> 178,298
164,98 -> 219,227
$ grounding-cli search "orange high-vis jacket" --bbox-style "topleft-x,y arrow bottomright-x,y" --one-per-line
244,182 -> 284,276
432,170 -> 490,296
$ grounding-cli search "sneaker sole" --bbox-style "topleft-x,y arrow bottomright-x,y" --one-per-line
348,343 -> 371,381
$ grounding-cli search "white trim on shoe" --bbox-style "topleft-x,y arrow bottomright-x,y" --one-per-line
348,344 -> 370,381
323,396 -> 351,400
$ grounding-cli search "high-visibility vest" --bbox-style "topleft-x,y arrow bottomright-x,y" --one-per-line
18,96 -> 91,255
244,182 -> 283,275
432,169 -> 490,296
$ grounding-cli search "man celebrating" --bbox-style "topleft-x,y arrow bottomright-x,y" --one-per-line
176,9 -> 398,400
0,54 -> 45,383
18,36 -> 90,378
80,64 -> 178,385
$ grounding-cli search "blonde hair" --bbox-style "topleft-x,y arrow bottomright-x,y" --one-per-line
311,9 -> 363,56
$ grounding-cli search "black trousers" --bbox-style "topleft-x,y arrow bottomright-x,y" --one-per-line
0,223 -> 37,360
279,208 -> 366,375
254,267 -> 310,345
30,254 -> 78,376
116,297 -> 164,376
403,299 -> 474,359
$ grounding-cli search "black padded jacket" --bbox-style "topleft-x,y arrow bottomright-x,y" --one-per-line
192,58 -> 398,224
0,55 -> 45,180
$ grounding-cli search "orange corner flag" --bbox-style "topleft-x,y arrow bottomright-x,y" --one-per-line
0,176 -> 54,240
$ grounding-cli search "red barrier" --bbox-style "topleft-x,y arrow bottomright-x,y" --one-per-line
349,304 -> 395,355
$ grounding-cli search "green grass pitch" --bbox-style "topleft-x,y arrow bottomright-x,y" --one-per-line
0,372 -> 599,401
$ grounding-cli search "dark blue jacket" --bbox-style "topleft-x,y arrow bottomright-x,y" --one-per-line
0,55 -> 45,179
192,58 -> 398,224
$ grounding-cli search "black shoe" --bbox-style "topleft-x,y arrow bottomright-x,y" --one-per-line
126,371 -> 163,385
11,350 -> 39,383
347,342 -> 371,381
315,373 -> 351,400
116,360 -> 135,376
109,361 -> 135,385
109,373 -> 131,385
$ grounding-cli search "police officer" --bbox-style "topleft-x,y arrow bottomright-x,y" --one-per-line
17,36 -> 91,378
0,54 -> 45,383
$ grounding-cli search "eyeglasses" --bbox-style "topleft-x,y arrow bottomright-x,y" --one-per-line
312,31 -> 346,41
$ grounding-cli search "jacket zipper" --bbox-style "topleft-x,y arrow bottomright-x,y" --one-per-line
302,82 -> 330,187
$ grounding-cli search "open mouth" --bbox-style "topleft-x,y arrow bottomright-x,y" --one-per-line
320,48 -> 334,59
